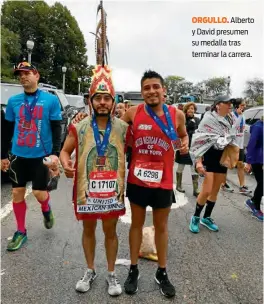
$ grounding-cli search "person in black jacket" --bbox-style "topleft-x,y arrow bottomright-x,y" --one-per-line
175,102 -> 200,196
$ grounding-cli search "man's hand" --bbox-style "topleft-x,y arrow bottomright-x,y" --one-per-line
244,163 -> 252,174
72,112 -> 88,124
44,155 -> 61,176
175,110 -> 189,155
179,141 -> 189,155
63,159 -> 75,178
1,158 -> 10,172
46,155 -> 59,169
196,161 -> 206,176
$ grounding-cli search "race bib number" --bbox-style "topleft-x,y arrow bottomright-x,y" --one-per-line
134,161 -> 163,188
88,171 -> 117,198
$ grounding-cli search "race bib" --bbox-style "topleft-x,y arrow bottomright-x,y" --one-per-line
88,171 -> 117,198
78,170 -> 124,216
134,161 -> 163,188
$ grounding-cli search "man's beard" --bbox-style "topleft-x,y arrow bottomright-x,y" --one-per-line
93,108 -> 111,117
145,102 -> 160,108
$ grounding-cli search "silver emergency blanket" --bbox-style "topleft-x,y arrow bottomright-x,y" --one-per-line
190,111 -> 237,162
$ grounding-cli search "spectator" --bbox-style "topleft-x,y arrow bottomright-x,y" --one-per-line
244,116 -> 263,221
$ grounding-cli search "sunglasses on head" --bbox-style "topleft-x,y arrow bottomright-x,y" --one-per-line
14,62 -> 37,70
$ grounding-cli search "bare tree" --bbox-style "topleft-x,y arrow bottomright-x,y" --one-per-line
244,78 -> 263,105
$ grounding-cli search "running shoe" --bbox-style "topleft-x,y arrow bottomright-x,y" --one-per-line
124,268 -> 140,294
7,231 -> 27,251
252,210 -> 264,222
76,269 -> 97,293
155,269 -> 175,298
42,206 -> 54,229
189,216 -> 200,233
221,183 -> 234,193
200,217 -> 219,232
245,199 -> 256,213
239,186 -> 252,195
106,272 -> 122,296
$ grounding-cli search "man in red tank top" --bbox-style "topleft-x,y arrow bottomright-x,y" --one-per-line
122,70 -> 189,298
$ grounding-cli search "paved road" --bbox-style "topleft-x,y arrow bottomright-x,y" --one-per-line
1,168 -> 263,304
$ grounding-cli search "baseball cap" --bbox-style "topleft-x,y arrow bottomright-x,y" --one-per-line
14,61 -> 38,76
214,95 -> 232,105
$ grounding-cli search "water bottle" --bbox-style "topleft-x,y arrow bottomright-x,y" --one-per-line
43,157 -> 52,165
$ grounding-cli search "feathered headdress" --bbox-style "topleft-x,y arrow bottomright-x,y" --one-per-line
89,1 -> 115,100
89,65 -> 115,99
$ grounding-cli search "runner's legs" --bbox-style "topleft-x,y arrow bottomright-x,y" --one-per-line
83,220 -> 97,270
102,217 -> 119,272
152,206 -> 171,268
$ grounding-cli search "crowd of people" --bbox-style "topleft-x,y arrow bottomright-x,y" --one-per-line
1,61 -> 263,300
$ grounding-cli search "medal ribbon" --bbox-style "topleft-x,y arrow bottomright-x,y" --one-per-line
24,90 -> 40,122
92,115 -> 112,156
146,104 -> 178,140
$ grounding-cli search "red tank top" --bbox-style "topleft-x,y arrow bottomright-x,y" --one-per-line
127,104 -> 177,190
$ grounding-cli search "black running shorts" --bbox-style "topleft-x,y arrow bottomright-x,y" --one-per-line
202,147 -> 227,174
126,182 -> 173,209
9,155 -> 49,190
238,149 -> 244,162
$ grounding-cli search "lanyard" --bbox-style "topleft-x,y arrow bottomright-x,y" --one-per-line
92,115 -> 112,156
146,104 -> 178,140
24,90 -> 40,122
233,111 -> 244,132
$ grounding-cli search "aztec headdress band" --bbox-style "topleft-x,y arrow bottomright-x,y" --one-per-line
89,1 -> 115,99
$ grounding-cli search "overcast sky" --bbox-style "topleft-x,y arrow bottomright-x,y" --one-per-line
46,0 -> 263,96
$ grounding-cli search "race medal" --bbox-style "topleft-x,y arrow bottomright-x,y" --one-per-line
22,120 -> 32,130
96,156 -> 106,167
92,115 -> 111,168
172,138 -> 182,151
134,161 -> 164,188
146,104 -> 179,145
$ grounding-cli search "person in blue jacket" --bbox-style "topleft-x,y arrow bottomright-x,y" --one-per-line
244,116 -> 263,221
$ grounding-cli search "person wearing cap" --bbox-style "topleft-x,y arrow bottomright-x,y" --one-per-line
1,61 -> 62,251
60,65 -> 127,296
189,95 -> 237,233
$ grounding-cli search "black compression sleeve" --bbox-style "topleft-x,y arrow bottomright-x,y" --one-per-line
1,111 -> 14,159
50,120 -> 62,156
